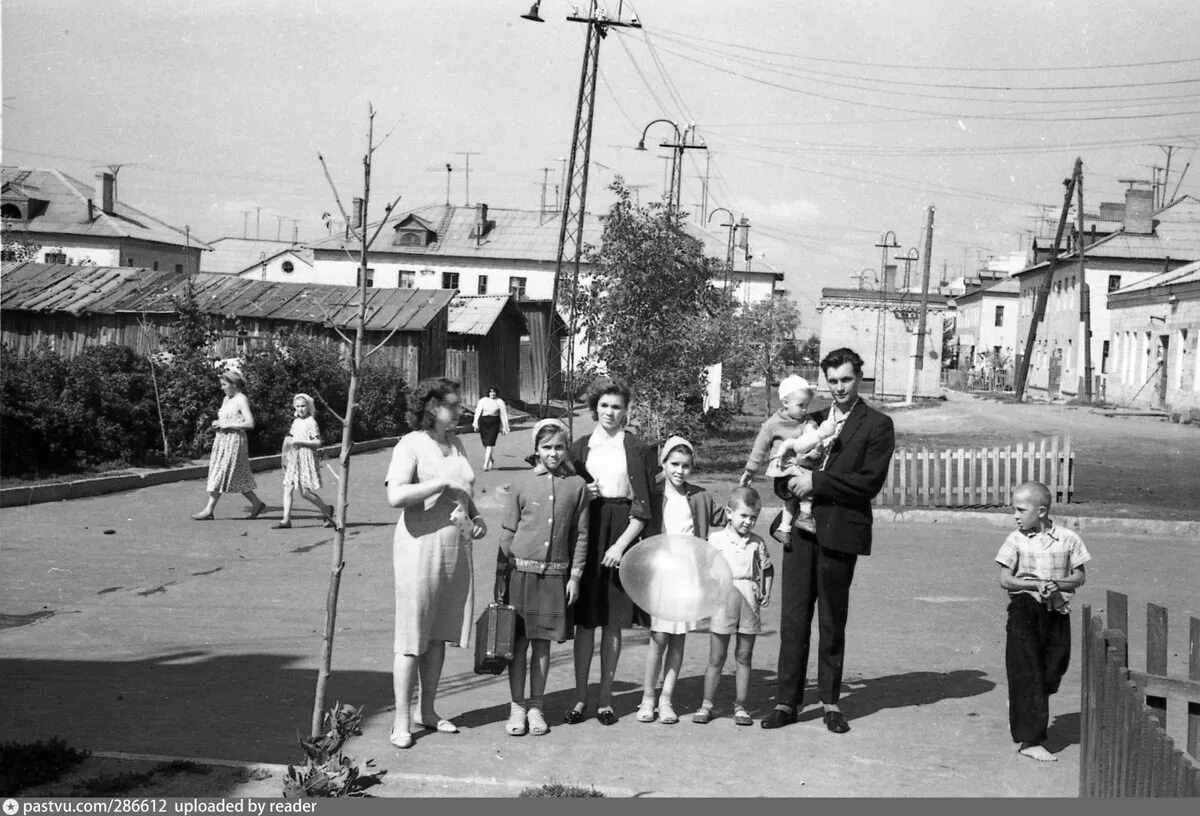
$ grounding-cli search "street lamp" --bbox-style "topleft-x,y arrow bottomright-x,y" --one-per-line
894,247 -> 919,291
708,206 -> 736,291
520,1 -> 544,22
636,118 -> 681,209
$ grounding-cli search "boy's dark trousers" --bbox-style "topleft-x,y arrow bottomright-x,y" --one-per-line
1005,593 -> 1071,745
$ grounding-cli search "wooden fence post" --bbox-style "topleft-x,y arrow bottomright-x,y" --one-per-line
1147,603 -> 1169,728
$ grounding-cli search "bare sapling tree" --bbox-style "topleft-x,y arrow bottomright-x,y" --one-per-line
310,105 -> 403,737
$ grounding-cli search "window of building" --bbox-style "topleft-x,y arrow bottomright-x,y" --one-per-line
44,251 -> 67,264
509,276 -> 527,300
993,305 -> 1005,327
1101,340 -> 1110,374
358,267 -> 374,288
1,203 -> 22,220
282,261 -> 294,274
153,261 -> 160,271
1108,275 -> 1122,292
175,264 -> 184,274
398,270 -> 415,288
441,272 -> 460,290
478,275 -> 488,295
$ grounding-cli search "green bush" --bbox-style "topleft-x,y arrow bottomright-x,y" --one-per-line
0,344 -> 74,476
62,345 -> 159,467
0,737 -> 91,796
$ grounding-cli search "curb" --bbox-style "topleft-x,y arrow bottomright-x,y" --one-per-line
879,507 -> 1200,537
0,437 -> 400,509
91,751 -> 646,798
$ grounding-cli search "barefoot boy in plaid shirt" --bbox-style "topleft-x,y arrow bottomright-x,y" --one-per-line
995,481 -> 1090,762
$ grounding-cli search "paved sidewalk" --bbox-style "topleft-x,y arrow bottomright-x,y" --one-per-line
2,418 -> 1197,797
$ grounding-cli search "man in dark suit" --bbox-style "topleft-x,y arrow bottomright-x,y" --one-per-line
761,347 -> 895,733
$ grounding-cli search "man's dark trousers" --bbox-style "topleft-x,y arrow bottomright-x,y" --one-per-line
775,529 -> 858,708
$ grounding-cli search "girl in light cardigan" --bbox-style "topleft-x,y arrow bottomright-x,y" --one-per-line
495,419 -> 591,737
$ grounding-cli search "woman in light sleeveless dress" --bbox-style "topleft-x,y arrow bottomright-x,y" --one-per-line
384,377 -> 487,749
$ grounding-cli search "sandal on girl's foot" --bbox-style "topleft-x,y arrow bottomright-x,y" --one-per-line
635,699 -> 656,723
322,505 -> 336,527
389,729 -> 413,749
563,703 -> 587,725
692,705 -> 714,725
191,512 -> 214,521
658,700 -> 679,725
733,705 -> 754,726
506,704 -> 527,736
271,521 -> 292,529
596,707 -> 618,726
527,708 -> 549,736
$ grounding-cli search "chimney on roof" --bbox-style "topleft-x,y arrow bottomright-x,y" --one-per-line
883,263 -> 897,292
95,172 -> 115,214
475,203 -> 486,244
1124,187 -> 1154,235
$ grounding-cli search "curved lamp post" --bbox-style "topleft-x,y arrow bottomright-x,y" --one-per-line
636,118 -> 682,209
708,206 -> 736,291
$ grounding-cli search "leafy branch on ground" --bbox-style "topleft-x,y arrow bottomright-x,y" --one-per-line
0,737 -> 91,796
283,703 -> 385,798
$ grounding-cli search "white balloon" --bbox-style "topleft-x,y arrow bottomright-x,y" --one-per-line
619,534 -> 734,623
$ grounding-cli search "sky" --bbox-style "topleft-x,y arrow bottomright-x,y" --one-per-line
4,0 -> 1200,328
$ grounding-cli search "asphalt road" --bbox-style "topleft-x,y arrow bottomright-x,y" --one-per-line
2,412 -> 1197,797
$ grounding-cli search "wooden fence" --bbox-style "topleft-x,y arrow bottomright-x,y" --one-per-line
873,436 -> 1074,507
1080,591 -> 1200,797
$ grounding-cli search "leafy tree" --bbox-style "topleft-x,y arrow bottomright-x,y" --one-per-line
723,296 -> 802,416
582,180 -> 735,442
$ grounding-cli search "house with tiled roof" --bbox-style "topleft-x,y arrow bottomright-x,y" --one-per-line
1103,259 -> 1200,413
1012,189 -> 1200,401
202,237 -> 313,279
305,202 -> 785,303
0,168 -> 211,271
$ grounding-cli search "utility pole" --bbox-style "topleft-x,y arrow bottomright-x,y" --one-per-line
662,125 -> 706,212
527,0 -> 642,431
700,151 -> 710,224
241,210 -> 250,240
910,206 -> 936,403
454,151 -> 479,206
874,231 -> 900,395
274,215 -> 286,241
538,166 -> 552,222
1078,165 -> 1093,403
255,207 -> 262,240
1015,158 -> 1080,401
289,219 -> 300,244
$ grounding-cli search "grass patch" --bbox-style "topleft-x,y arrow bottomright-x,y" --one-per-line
155,760 -> 210,777
237,768 -> 274,783
0,737 -> 91,796
71,770 -> 157,796
518,782 -> 605,798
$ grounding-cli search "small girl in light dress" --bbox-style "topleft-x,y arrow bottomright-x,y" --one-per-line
636,435 -> 725,725
273,393 -> 335,529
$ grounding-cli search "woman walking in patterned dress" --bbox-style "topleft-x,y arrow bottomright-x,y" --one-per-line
192,369 -> 267,521
272,393 -> 335,529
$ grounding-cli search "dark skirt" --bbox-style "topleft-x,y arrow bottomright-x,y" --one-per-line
478,414 -> 502,447
509,570 -> 572,642
575,498 -> 648,630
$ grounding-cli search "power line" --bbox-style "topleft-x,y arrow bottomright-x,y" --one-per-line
650,30 -> 1200,94
651,27 -> 1200,73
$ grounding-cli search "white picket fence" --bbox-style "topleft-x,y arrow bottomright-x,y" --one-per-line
874,436 -> 1075,507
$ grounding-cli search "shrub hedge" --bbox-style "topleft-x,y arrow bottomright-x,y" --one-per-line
0,341 -> 410,479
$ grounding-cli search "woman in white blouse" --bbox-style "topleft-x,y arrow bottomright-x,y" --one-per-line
472,386 -> 510,471
562,377 -> 657,726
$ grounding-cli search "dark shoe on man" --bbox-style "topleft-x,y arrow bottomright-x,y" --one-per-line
823,710 -> 850,733
760,706 -> 797,729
